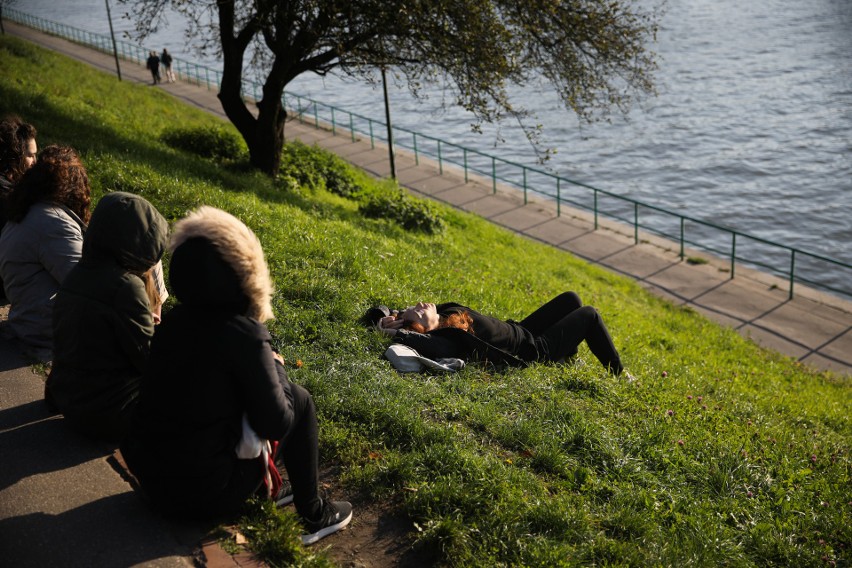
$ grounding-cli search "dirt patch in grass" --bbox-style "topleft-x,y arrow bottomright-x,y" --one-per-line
322,495 -> 439,568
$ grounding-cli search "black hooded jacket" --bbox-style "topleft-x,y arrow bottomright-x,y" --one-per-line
46,192 -> 168,441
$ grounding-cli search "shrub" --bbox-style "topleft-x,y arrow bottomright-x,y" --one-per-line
161,125 -> 245,162
360,190 -> 445,234
279,141 -> 360,197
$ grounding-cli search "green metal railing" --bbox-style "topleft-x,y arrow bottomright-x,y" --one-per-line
6,7 -> 851,301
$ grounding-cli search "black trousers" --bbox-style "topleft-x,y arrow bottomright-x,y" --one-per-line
520,292 -> 623,374
218,364 -> 321,520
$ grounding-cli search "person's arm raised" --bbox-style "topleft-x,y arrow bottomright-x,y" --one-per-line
377,315 -> 404,336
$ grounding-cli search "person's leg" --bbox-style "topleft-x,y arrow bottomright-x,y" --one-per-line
275,369 -> 323,520
519,292 -> 583,336
536,306 -> 623,374
203,459 -> 265,520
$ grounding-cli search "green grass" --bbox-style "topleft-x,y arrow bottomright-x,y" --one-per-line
2,35 -> 849,567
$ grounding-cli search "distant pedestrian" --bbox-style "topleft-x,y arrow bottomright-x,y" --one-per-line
160,48 -> 175,83
146,51 -> 160,85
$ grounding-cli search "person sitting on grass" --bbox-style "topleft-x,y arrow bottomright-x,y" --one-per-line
121,206 -> 352,545
370,292 -> 633,378
0,145 -> 90,359
45,191 -> 169,442
0,115 -> 38,227
0,115 -> 38,305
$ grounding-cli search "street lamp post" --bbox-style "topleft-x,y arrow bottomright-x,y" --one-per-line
381,67 -> 396,179
105,0 -> 122,81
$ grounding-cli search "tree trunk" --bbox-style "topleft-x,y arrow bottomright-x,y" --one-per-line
244,57 -> 291,176
215,0 -> 286,177
247,103 -> 286,176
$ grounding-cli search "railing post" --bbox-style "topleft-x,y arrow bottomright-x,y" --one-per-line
679,217 -> 685,259
331,107 -> 336,135
594,189 -> 599,230
350,115 -> 355,143
369,120 -> 374,149
438,140 -> 443,174
789,250 -> 796,299
313,101 -> 319,128
413,133 -> 419,164
492,157 -> 497,194
463,148 -> 468,183
523,167 -> 528,204
556,177 -> 561,217
730,233 -> 736,279
634,202 -> 639,244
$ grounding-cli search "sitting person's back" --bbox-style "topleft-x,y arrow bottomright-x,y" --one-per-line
45,191 -> 168,442
0,145 -> 90,357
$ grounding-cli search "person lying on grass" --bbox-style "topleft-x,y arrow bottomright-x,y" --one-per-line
369,292 -> 633,378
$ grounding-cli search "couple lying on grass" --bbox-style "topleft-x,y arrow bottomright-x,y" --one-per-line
367,294 -> 633,379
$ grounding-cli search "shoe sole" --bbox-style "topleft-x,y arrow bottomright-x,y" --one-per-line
300,510 -> 353,545
275,494 -> 294,506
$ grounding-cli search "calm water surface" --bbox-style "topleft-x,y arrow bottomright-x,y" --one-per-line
18,0 -> 852,289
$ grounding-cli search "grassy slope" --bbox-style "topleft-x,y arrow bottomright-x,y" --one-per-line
1,35 -> 848,567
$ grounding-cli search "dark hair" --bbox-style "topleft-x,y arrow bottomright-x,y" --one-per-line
5,145 -> 91,223
0,115 -> 37,185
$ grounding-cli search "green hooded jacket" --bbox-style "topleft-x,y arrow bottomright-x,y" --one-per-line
46,191 -> 168,441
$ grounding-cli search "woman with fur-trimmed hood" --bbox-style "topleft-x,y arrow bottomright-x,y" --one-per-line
122,206 -> 351,545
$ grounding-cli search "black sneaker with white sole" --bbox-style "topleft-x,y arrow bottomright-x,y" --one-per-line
300,500 -> 353,545
273,481 -> 293,506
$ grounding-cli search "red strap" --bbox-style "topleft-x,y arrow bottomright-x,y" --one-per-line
262,440 -> 283,499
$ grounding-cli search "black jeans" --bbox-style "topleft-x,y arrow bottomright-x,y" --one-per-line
218,365 -> 322,520
274,368 -> 322,520
520,292 -> 623,374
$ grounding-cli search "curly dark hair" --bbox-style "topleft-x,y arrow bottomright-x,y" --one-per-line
0,115 -> 37,185
5,145 -> 91,224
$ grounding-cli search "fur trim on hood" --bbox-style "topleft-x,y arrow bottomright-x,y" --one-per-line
169,206 -> 274,322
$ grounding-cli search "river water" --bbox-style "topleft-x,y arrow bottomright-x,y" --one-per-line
14,0 -> 852,293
